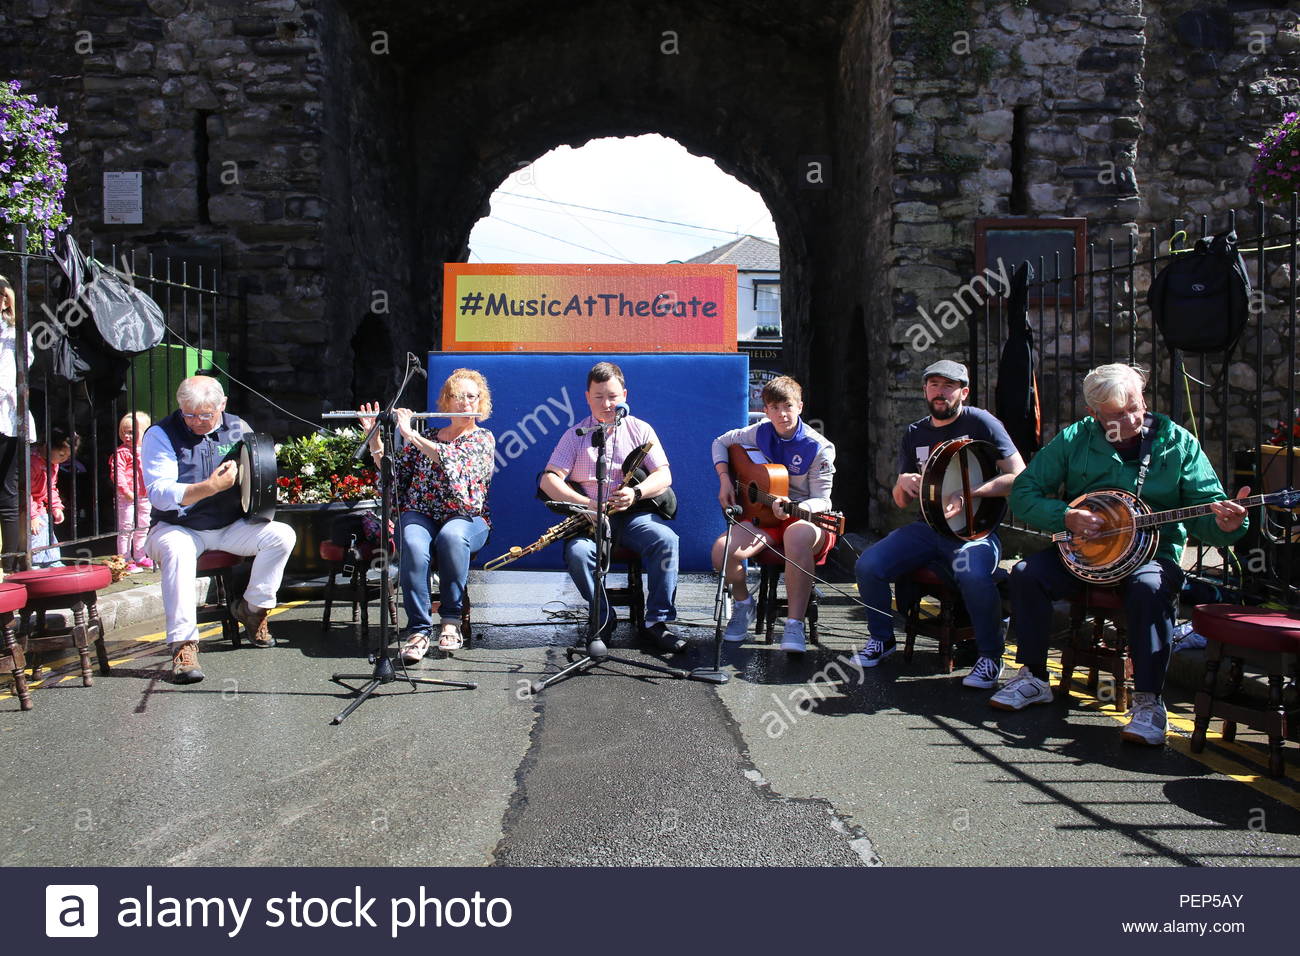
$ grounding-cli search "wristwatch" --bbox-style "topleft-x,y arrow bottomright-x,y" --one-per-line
633,487 -> 643,501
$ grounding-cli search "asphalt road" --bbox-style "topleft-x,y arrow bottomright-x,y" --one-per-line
1,570 -> 1297,866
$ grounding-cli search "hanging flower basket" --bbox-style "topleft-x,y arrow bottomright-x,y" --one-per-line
275,429 -> 378,504
0,79 -> 70,252
1248,111 -> 1300,203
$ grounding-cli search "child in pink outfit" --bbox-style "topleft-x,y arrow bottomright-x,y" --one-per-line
112,411 -> 153,572
30,428 -> 73,566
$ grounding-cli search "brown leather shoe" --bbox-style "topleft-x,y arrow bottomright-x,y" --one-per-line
233,598 -> 276,648
171,641 -> 205,684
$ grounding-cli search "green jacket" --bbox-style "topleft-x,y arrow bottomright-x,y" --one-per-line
1009,413 -> 1248,562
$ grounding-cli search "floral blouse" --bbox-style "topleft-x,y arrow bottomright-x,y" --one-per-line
394,426 -> 495,527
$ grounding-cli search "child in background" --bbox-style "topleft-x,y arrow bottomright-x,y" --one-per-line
31,426 -> 74,567
112,411 -> 153,572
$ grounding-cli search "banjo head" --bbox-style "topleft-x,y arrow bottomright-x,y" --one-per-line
920,438 -> 1006,540
1059,488 -> 1156,583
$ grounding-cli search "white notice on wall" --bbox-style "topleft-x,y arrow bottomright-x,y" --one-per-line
103,172 -> 143,225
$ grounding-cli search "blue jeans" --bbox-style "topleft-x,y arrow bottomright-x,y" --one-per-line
563,511 -> 678,628
1010,549 -> 1182,693
854,520 -> 1004,658
399,512 -> 490,630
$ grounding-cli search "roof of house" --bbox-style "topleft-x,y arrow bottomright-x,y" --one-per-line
685,235 -> 780,271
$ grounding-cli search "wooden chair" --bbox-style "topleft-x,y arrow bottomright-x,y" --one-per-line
7,565 -> 112,687
0,581 -> 31,710
754,545 -> 824,646
320,539 -> 396,644
1060,586 -> 1131,710
900,565 -> 975,672
1190,603 -> 1300,776
604,546 -> 646,635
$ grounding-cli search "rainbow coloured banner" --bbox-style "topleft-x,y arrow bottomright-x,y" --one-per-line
443,263 -> 737,352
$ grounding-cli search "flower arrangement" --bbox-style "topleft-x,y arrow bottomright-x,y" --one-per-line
1266,409 -> 1300,447
1249,111 -> 1300,202
0,80 -> 70,252
275,429 -> 378,504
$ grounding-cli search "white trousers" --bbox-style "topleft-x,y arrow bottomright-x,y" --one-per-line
147,518 -> 297,645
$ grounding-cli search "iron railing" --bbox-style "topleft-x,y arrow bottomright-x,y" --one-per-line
968,200 -> 1299,608
1,224 -> 239,569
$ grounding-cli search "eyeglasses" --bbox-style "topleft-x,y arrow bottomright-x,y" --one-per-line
181,409 -> 219,421
451,393 -> 480,403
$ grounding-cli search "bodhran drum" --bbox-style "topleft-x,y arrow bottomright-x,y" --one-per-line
919,438 -> 1006,540
237,433 -> 278,522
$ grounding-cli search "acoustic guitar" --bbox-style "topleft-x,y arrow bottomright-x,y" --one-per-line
727,443 -> 845,535
1054,486 -> 1300,584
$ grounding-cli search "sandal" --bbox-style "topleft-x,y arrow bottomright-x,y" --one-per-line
400,631 -> 431,664
438,625 -> 464,651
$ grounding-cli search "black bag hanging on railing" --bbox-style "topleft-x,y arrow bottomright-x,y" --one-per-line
43,233 -> 166,402
1148,229 -> 1252,355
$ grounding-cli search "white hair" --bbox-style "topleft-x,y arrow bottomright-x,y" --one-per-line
176,375 -> 225,410
1083,364 -> 1147,409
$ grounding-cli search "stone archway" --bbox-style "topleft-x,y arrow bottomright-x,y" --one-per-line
333,0 -> 892,520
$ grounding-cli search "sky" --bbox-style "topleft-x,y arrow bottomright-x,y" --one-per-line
467,134 -> 778,265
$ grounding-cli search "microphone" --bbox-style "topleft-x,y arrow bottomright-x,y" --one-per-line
613,402 -> 629,421
407,353 -> 427,379
577,403 -> 629,435
722,504 -> 743,519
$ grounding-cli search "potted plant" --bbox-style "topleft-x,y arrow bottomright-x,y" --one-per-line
274,428 -> 379,575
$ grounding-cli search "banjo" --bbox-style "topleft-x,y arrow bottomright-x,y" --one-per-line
1054,487 -> 1300,585
919,438 -> 1006,541
235,433 -> 279,522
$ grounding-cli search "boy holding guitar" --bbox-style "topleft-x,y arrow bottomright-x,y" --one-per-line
712,375 -> 840,654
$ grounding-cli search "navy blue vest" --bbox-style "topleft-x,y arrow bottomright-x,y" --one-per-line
150,410 -> 248,530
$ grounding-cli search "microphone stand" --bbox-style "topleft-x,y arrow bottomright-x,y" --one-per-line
330,362 -> 477,724
690,507 -> 738,684
531,414 -> 704,693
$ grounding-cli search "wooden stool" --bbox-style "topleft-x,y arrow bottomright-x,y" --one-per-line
197,550 -> 245,647
1061,586 -> 1131,710
7,565 -> 112,687
754,546 -> 823,646
901,566 -> 967,672
604,546 -> 646,634
1190,604 -> 1300,777
320,539 -> 396,644
0,581 -> 31,710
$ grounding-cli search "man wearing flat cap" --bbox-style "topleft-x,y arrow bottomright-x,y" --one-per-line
852,360 -> 1025,688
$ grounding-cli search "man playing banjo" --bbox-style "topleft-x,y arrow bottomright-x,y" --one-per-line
993,363 -> 1249,745
853,360 -> 1024,686
143,375 -> 297,684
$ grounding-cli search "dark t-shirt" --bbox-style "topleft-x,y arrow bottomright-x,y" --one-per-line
897,405 -> 1018,476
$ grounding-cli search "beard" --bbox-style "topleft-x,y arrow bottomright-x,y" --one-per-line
929,398 -> 961,422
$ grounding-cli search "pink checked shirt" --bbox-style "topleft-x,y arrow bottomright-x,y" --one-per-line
545,415 -> 669,500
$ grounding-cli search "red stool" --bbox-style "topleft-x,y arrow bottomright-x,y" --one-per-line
320,539 -> 396,644
1191,604 -> 1300,777
7,565 -> 112,687
0,582 -> 31,710
754,545 -> 824,646
197,550 -> 245,647
1061,586 -> 1130,710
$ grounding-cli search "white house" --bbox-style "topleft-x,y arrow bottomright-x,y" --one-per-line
686,235 -> 780,342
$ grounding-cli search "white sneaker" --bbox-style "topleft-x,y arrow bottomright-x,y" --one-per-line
724,597 -> 755,642
989,665 -> 1054,710
780,619 -> 807,653
962,656 -> 1004,689
851,638 -> 896,668
1121,692 -> 1168,746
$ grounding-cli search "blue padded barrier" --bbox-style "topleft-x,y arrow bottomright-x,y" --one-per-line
426,353 -> 749,571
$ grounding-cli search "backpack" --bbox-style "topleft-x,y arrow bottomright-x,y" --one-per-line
1148,230 -> 1251,355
